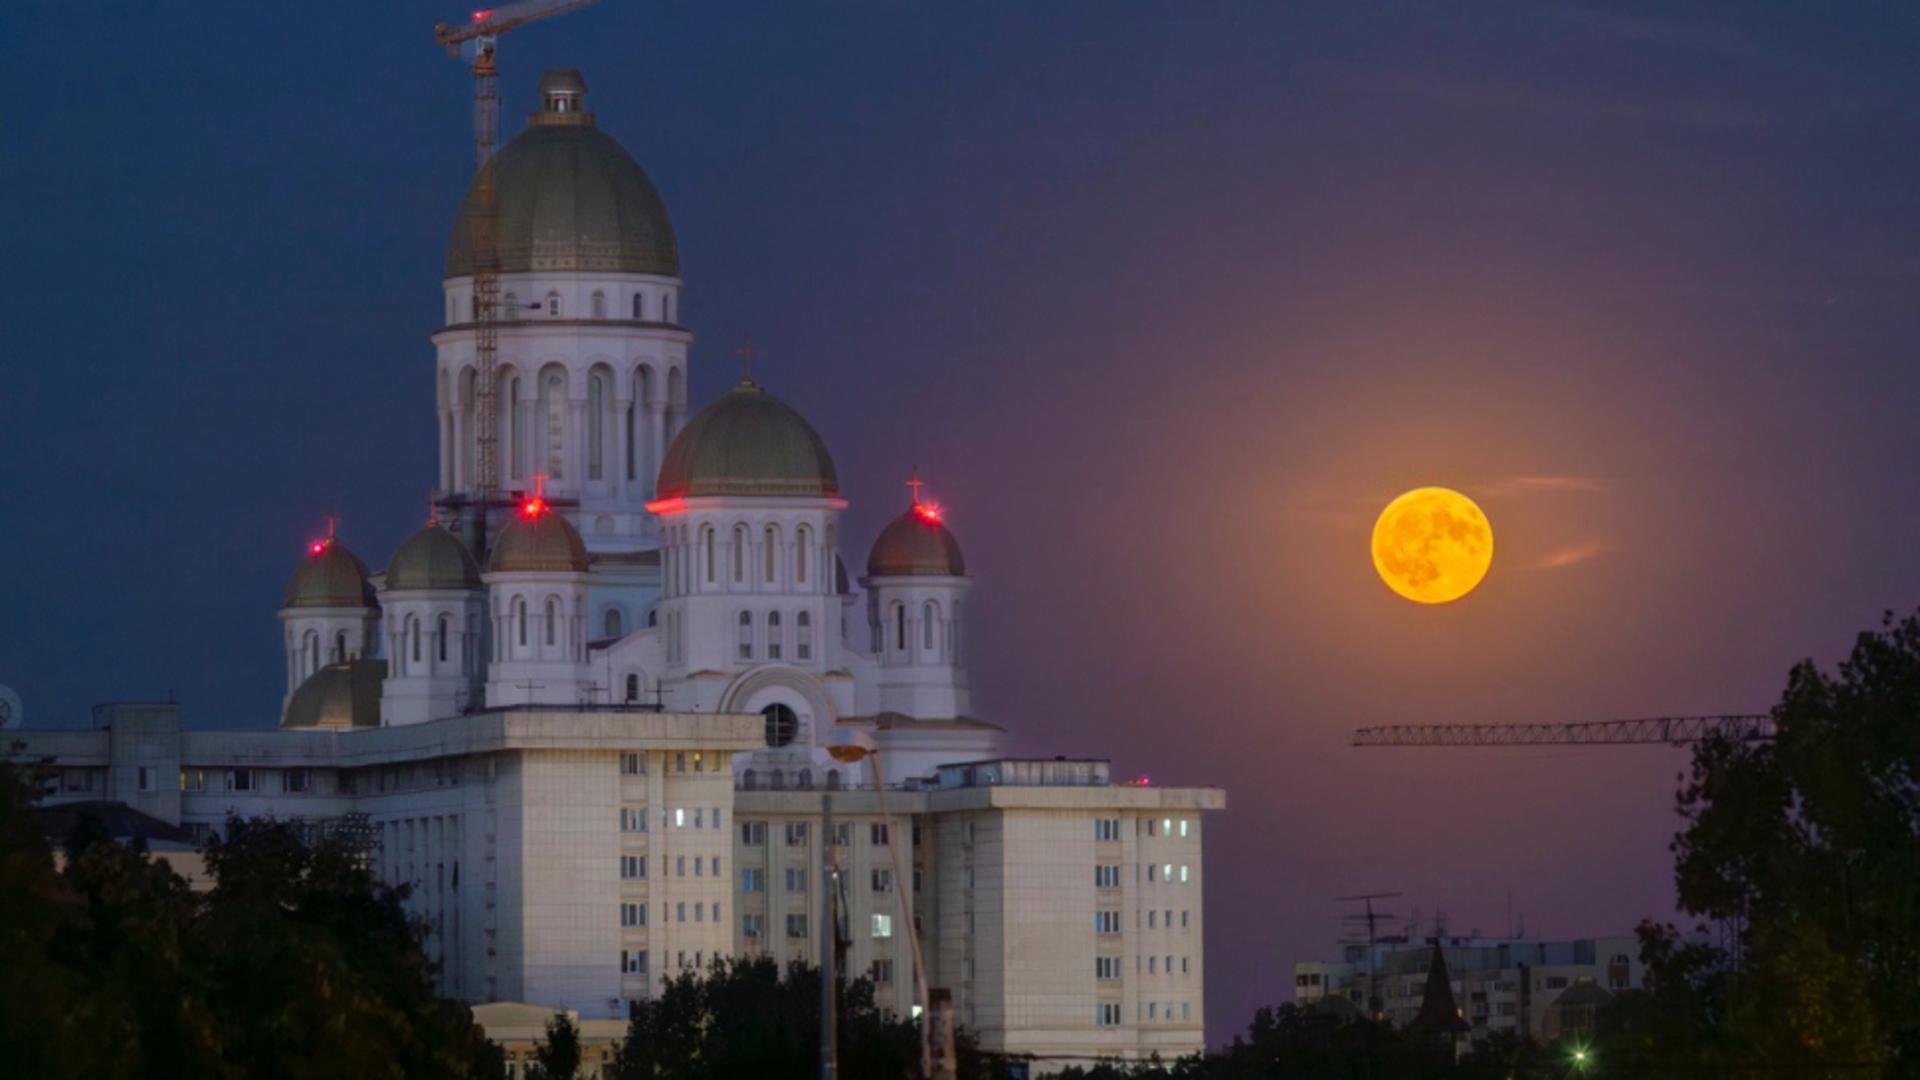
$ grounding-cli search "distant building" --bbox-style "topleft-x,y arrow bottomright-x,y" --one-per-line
1294,933 -> 1641,1043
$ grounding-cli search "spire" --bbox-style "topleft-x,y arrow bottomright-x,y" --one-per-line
1407,941 -> 1470,1035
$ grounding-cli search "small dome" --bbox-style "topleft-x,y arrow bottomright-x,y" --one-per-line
386,522 -> 482,592
284,538 -> 376,609
655,378 -> 839,500
868,506 -> 966,577
445,72 -> 678,279
282,659 -> 385,730
489,504 -> 590,573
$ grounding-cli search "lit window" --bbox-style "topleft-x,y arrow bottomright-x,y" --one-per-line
871,914 -> 893,939
1179,819 -> 1190,838
1180,865 -> 1189,883
674,808 -> 685,827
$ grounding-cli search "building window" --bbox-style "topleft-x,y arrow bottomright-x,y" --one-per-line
409,616 -> 421,664
1096,957 -> 1121,980
871,914 -> 893,939
767,610 -> 782,660
632,293 -> 644,319
621,902 -> 643,927
795,526 -> 810,584
1097,1004 -> 1121,1027
1181,910 -> 1190,928
546,292 -> 560,317
621,807 -> 646,833
763,704 -> 798,748
227,769 -> 254,793
624,673 -> 640,702
544,598 -> 558,647
621,855 -> 645,880
620,752 -> 642,775
871,959 -> 894,984
872,868 -> 893,893
893,604 -> 906,651
923,601 -> 937,651
663,293 -> 673,322
604,608 -> 623,638
621,949 -> 648,975
1095,865 -> 1120,888
1095,818 -> 1121,841
786,868 -> 808,893
285,768 -> 309,794
870,823 -> 890,846
136,766 -> 156,793
333,631 -> 348,663
796,611 -> 812,661
741,821 -> 766,846
1095,911 -> 1121,935
592,291 -> 607,318
742,868 -> 764,892
831,823 -> 851,847
784,822 -> 808,845
786,914 -> 808,939
675,902 -> 687,923
732,525 -> 747,582
437,614 -> 450,664
515,597 -> 528,646
180,768 -> 206,792
738,610 -> 753,660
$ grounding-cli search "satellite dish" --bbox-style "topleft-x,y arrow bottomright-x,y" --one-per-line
0,686 -> 21,729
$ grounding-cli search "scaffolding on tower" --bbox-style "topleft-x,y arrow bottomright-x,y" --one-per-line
434,1 -> 599,546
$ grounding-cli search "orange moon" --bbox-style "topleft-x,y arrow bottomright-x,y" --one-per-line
1371,487 -> 1493,604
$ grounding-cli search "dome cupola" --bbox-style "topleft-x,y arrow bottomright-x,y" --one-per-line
868,501 -> 966,578
445,70 -> 679,278
282,658 -> 385,730
654,378 -> 838,501
488,493 -> 590,573
284,531 -> 376,609
386,520 -> 482,591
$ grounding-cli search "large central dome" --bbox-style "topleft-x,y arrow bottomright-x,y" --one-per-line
445,70 -> 679,279
655,378 -> 839,500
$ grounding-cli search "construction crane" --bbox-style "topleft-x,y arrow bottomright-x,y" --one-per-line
1351,714 -> 1775,748
434,0 -> 599,518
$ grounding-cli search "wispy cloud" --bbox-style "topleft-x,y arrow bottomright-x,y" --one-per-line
1532,541 -> 1609,570
1477,475 -> 1608,498
1296,60 -> 1766,132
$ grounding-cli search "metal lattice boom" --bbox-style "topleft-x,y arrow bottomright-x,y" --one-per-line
1351,714 -> 1775,747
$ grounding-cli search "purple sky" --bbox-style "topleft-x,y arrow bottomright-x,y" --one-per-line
8,1 -> 1920,1047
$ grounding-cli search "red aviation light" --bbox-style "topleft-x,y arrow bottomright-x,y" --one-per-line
519,496 -> 548,520
308,539 -> 329,556
473,9 -> 492,23
913,501 -> 944,524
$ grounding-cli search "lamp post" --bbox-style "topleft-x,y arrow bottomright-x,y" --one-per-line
826,730 -> 933,1079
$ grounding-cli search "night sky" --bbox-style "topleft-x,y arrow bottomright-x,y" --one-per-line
9,1 -> 1920,1047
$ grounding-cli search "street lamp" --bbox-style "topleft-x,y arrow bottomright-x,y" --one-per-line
824,729 -> 933,1079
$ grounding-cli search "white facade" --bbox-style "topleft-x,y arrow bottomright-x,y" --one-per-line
7,69 -> 1228,1072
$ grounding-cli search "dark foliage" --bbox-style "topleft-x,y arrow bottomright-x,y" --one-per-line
0,763 -> 501,1079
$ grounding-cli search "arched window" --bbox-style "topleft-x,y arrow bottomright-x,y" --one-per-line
894,604 -> 906,652
604,608 -> 624,638
591,291 -> 607,318
769,767 -> 786,791
797,611 -> 813,662
507,375 -> 524,479
588,372 -> 606,479
334,631 -> 348,663
703,526 -> 716,584
515,597 -> 528,647
437,614 -> 450,664
923,601 -> 939,652
732,525 -> 747,583
409,615 -> 421,664
767,611 -> 783,660
797,768 -> 812,790
625,673 -> 640,702
647,609 -> 658,627
663,293 -> 673,323
764,525 -> 778,583
826,769 -> 842,790
543,372 -> 565,479
545,291 -> 561,317
742,767 -> 758,790
795,525 -> 810,585
762,704 -> 797,748
305,631 -> 319,673
737,610 -> 753,660
544,597 -> 558,647
632,293 -> 644,319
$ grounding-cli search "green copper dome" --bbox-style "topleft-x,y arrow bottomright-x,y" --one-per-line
386,522 -> 482,592
655,379 -> 839,500
445,72 -> 679,279
282,659 -> 385,730
868,507 -> 966,577
488,507 -> 590,573
284,539 -> 377,609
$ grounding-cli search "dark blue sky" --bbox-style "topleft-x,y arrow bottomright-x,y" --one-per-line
8,0 -> 1920,1046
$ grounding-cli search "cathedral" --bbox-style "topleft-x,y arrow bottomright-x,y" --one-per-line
14,71 -> 1223,1071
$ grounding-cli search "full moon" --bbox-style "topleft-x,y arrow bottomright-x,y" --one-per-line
1371,487 -> 1494,604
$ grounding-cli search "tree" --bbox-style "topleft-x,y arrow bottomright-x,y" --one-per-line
530,1011 -> 583,1080
1657,609 -> 1920,1076
610,956 -> 919,1080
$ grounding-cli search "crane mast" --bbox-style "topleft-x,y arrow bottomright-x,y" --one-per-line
435,0 -> 598,505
